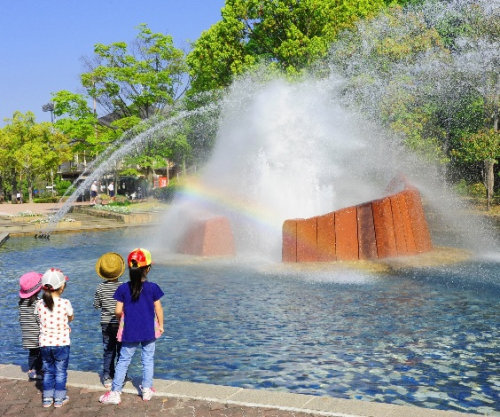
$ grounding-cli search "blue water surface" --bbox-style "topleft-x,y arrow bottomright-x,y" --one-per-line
1,229 -> 500,415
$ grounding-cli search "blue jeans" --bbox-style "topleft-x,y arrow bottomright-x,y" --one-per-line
41,345 -> 70,399
101,322 -> 122,379
112,340 -> 155,392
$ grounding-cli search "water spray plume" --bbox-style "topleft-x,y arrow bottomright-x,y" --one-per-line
41,0 -> 499,262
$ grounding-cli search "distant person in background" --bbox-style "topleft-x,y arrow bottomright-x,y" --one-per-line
108,182 -> 115,201
17,192 -> 22,204
90,181 -> 98,205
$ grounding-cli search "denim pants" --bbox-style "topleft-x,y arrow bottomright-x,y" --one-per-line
41,345 -> 70,399
101,322 -> 122,379
112,340 -> 155,392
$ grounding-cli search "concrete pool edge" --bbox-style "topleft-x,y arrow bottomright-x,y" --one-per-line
0,363 -> 478,416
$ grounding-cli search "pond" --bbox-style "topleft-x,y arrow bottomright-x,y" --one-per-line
2,229 -> 500,415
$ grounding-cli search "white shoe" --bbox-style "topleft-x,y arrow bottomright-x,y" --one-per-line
140,385 -> 155,401
99,390 -> 121,404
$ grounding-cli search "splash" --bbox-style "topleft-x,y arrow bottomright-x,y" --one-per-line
41,0 -> 499,263
36,104 -> 220,238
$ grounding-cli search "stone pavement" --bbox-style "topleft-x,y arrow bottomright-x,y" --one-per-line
0,201 -> 156,239
0,201 -> 89,216
0,364 -> 480,417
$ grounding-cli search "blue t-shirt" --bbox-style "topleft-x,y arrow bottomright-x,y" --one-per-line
114,281 -> 164,343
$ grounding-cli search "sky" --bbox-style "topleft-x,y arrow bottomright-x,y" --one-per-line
0,0 -> 226,127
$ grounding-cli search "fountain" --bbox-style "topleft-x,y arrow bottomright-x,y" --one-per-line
9,0 -> 500,414
282,183 -> 433,263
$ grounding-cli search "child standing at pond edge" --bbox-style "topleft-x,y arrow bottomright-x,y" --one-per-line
93,252 -> 131,387
35,268 -> 74,408
99,248 -> 164,404
18,271 -> 44,380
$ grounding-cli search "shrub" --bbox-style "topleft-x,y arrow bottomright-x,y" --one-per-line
152,184 -> 182,202
55,179 -> 73,195
108,200 -> 131,207
33,197 -> 60,203
469,182 -> 486,199
453,179 -> 470,197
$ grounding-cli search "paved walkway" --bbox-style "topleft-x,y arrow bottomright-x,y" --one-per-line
0,201 -> 90,216
0,364 -> 479,416
0,202 -> 145,238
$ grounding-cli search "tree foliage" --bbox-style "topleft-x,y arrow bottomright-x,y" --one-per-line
0,112 -> 71,202
187,0 -> 389,94
81,24 -> 187,121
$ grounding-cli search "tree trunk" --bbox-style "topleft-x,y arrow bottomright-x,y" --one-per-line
485,159 -> 495,211
27,175 -> 33,203
11,169 -> 17,204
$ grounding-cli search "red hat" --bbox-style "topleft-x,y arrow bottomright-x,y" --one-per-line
127,248 -> 152,268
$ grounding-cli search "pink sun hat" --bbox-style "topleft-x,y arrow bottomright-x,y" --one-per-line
19,272 -> 43,298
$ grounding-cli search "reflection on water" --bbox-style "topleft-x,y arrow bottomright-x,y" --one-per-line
1,230 -> 500,414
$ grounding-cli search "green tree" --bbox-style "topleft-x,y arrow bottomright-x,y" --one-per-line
452,129 -> 500,210
328,5 -> 447,159
51,25 -> 191,179
52,90 -> 104,157
81,24 -> 187,121
1,112 -> 72,202
187,0 -> 388,94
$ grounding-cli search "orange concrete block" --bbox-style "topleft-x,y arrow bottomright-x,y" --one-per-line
317,212 -> 336,261
394,192 -> 417,255
178,220 -> 204,255
357,203 -> 377,260
403,188 -> 433,253
203,217 -> 236,256
335,207 -> 359,261
389,193 -> 409,256
179,216 -> 235,256
296,217 -> 318,262
372,197 -> 397,259
282,219 -> 298,262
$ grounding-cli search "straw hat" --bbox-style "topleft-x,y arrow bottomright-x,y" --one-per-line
95,252 -> 125,280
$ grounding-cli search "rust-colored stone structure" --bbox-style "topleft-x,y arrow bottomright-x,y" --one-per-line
282,186 -> 432,262
178,216 -> 235,256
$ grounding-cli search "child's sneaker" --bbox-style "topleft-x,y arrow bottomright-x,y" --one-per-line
99,390 -> 121,404
28,370 -> 43,380
103,378 -> 112,388
42,398 -> 53,408
140,385 -> 155,401
54,396 -> 69,408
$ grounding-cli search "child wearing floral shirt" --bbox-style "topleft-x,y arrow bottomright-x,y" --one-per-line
35,268 -> 74,408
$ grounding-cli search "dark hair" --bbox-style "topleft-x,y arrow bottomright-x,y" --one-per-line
18,293 -> 39,307
129,259 -> 150,301
42,286 -> 56,311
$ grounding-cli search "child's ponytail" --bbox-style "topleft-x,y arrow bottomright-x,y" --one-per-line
42,285 -> 55,311
129,259 -> 145,301
127,248 -> 153,301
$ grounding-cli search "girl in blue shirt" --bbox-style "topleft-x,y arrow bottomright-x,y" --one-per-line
99,248 -> 164,404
